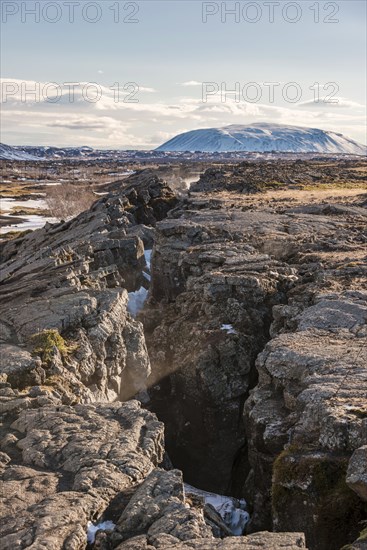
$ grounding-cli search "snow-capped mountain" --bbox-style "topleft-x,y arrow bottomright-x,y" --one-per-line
0,143 -> 40,161
0,143 -> 95,161
156,123 -> 367,155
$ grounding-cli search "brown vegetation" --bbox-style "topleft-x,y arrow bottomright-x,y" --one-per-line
45,183 -> 96,220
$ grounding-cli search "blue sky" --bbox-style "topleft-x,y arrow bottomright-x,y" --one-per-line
1,0 -> 366,147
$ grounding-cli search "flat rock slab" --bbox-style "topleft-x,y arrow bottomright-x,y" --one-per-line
0,400 -> 165,550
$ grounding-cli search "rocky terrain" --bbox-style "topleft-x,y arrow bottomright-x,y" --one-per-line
141,162 -> 367,549
0,160 -> 366,550
192,158 -> 367,193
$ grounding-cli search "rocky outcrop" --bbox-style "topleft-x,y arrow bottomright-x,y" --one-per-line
114,531 -> 307,549
0,399 -> 165,549
1,161 -> 365,550
0,174 -> 174,548
141,172 -> 367,549
143,208 -> 297,492
0,389 -> 304,549
191,159 -> 367,194
347,445 -> 367,502
0,175 -> 177,403
114,469 -> 212,543
245,293 -> 367,550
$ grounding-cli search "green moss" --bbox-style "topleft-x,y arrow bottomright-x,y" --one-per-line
357,527 -> 367,541
272,444 -> 302,509
30,329 -> 76,362
273,445 -> 349,497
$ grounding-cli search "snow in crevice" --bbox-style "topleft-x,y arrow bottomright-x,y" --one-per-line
142,250 -> 152,283
221,324 -> 237,335
127,249 -> 153,318
128,286 -> 148,317
87,520 -> 116,544
184,483 -> 249,535
144,249 -> 152,270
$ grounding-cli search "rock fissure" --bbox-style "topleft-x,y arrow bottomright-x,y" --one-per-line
1,161 -> 366,550
138,164 -> 367,550
141,218 -> 289,498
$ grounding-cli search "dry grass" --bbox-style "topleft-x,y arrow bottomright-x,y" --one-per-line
45,183 -> 96,221
0,184 -> 37,198
9,207 -> 50,216
0,229 -> 32,241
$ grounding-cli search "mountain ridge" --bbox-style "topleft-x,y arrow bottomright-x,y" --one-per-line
156,123 -> 367,155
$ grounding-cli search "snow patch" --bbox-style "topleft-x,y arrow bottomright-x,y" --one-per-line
142,249 -> 152,282
184,484 -> 249,535
144,249 -> 152,270
127,249 -> 152,318
221,324 -> 237,335
0,198 -> 48,214
0,215 -> 58,235
127,287 -> 148,318
0,143 -> 40,161
87,520 -> 115,544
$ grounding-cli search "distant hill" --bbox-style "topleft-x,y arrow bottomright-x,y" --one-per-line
0,143 -> 40,161
156,123 -> 367,155
0,143 -> 95,161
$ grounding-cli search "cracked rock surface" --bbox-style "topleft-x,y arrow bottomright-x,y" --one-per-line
141,165 -> 367,550
0,400 -> 165,549
3,160 -> 366,549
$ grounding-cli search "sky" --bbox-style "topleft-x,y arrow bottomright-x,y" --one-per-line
1,0 -> 366,148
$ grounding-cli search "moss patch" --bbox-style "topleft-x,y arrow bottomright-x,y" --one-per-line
30,329 -> 76,363
358,527 -> 367,541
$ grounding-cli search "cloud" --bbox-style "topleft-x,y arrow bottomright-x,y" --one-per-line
1,77 -> 366,148
139,87 -> 157,93
180,81 -> 202,87
48,117 -> 119,130
0,79 -> 156,110
144,131 -> 174,144
298,97 -> 365,109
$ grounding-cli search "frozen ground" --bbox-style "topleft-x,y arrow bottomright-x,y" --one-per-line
127,249 -> 152,316
87,520 -> 116,544
184,483 -> 249,535
0,197 -> 57,235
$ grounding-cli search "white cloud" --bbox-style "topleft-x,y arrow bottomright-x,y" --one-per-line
180,81 -> 203,87
298,97 -> 365,109
1,78 -> 366,148
48,116 -> 121,131
139,87 -> 157,93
